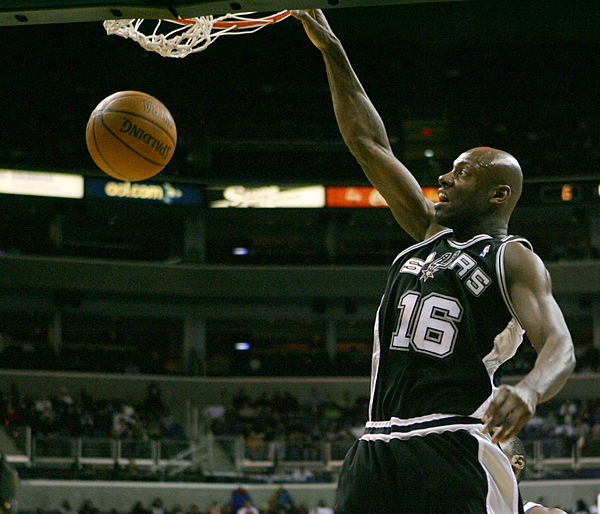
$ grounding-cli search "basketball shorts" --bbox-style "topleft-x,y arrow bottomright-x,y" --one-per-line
335,414 -> 523,514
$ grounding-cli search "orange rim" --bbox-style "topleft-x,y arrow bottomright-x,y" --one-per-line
173,10 -> 291,29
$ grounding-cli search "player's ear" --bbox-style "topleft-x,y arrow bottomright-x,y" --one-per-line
511,454 -> 525,471
490,185 -> 511,204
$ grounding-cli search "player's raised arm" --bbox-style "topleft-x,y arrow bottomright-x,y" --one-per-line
292,10 -> 440,241
483,242 -> 576,443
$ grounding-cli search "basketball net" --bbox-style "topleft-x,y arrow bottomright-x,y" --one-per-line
104,11 -> 291,58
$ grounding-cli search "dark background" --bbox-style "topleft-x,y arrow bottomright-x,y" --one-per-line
0,0 -> 599,184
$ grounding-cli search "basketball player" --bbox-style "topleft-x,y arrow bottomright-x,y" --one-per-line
292,9 -> 576,513
500,437 -> 568,514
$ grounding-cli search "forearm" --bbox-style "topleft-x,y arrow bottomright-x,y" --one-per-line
320,40 -> 391,164
517,335 -> 575,404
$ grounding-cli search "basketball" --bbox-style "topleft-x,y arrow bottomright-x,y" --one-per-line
85,90 -> 177,181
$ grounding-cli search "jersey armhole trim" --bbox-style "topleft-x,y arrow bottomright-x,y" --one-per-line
523,501 -> 543,512
391,228 -> 453,266
496,237 -> 532,329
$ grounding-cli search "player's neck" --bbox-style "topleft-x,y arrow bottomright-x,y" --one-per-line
451,219 -> 508,242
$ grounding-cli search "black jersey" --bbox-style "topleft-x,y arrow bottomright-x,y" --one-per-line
367,229 -> 531,423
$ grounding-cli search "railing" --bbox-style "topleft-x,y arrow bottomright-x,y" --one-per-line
5,428 -> 600,477
7,428 -> 202,472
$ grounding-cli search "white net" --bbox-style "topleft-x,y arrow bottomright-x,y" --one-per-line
104,11 -> 291,58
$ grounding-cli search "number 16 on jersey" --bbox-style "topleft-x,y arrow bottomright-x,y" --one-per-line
390,291 -> 463,358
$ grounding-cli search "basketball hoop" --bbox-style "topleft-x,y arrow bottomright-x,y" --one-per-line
104,10 -> 291,58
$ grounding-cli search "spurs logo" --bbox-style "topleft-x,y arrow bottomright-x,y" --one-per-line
420,251 -> 460,281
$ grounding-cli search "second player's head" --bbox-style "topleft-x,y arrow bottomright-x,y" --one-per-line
435,147 -> 522,235
500,436 -> 527,482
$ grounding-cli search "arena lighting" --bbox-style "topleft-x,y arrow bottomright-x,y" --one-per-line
232,247 -> 250,256
0,168 -> 84,199
424,149 -> 435,158
561,184 -> 574,201
210,185 -> 326,208
234,342 -> 251,351
326,185 -> 439,206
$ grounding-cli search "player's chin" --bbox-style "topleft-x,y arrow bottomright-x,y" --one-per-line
433,204 -> 452,223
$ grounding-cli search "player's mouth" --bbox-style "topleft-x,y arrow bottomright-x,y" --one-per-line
436,189 -> 450,206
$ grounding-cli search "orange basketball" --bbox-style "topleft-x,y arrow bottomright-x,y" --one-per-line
85,91 -> 177,181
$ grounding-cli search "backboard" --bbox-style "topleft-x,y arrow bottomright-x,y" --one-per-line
0,0 -> 465,26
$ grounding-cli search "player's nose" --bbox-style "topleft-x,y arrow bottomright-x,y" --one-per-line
438,171 -> 453,187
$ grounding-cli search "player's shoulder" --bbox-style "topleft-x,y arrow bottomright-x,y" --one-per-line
502,236 -> 547,277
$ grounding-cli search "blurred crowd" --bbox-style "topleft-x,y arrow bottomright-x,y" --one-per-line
26,491 -> 336,514
521,398 -> 600,459
0,382 -> 185,441
206,388 -> 366,472
4,383 -> 600,464
24,491 -> 599,514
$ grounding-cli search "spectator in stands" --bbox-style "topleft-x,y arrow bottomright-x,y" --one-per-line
296,504 -> 309,514
236,500 -> 259,514
112,402 -> 138,438
33,394 -> 54,433
303,389 -> 325,414
232,389 -> 251,411
150,498 -> 166,514
245,430 -> 266,460
130,502 -> 149,514
205,502 -> 224,514
308,500 -> 333,514
78,500 -> 100,514
289,466 -> 315,483
203,399 -> 226,422
144,382 -> 165,414
572,500 -> 591,514
59,501 -> 74,514
230,487 -> 253,512
268,487 -> 296,513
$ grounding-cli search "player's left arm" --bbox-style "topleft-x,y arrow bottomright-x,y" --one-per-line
531,507 -> 568,514
483,242 -> 576,443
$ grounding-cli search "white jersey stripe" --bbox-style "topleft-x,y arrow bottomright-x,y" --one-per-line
368,301 -> 383,421
360,422 -> 485,441
471,430 -> 520,514
365,412 -> 460,428
523,502 -> 543,512
447,234 -> 493,249
390,229 -> 453,266
496,237 -> 532,328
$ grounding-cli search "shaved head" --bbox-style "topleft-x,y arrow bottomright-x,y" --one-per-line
461,146 -> 523,211
436,146 -> 524,239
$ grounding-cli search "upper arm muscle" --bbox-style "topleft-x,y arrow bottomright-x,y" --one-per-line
504,242 -> 569,352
